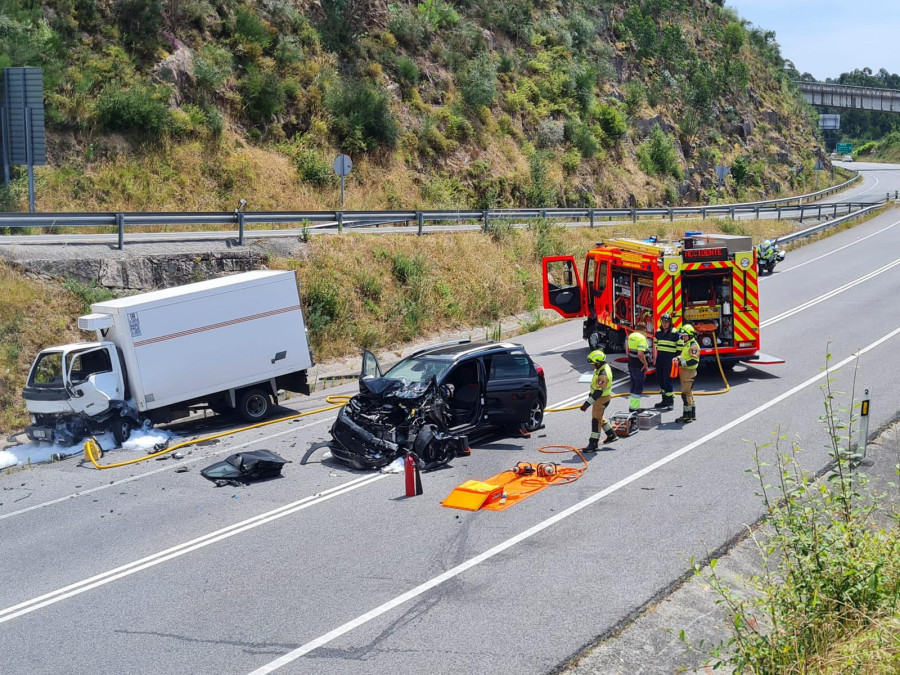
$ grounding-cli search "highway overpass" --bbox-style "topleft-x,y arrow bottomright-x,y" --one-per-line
797,81 -> 900,113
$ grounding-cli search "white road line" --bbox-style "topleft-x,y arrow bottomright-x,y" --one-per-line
0,471 -> 387,624
0,416 -> 336,522
247,325 -> 900,674
762,257 -> 900,327
774,218 -> 900,275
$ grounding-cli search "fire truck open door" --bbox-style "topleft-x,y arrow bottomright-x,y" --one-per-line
542,256 -> 586,319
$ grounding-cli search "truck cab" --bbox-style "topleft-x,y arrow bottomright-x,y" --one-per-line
23,342 -> 128,445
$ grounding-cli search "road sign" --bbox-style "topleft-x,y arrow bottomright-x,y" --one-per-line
714,165 -> 730,184
813,160 -> 825,171
333,154 -> 352,177
1,67 -> 46,212
333,154 -> 352,208
836,142 -> 853,154
819,114 -> 840,130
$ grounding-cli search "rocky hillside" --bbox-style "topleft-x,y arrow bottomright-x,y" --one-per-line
0,0 -> 825,212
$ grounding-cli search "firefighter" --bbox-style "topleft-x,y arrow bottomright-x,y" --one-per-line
626,327 -> 650,413
579,350 -> 618,451
674,324 -> 700,424
653,313 -> 680,411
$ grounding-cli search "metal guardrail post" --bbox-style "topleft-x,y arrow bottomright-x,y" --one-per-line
777,206 -> 781,220
589,209 -> 594,228
729,207 -> 735,220
701,208 -> 706,220
237,211 -> 245,246
799,206 -> 804,223
755,206 -> 759,219
818,205 -> 822,219
833,204 -> 838,218
337,211 -> 343,234
417,211 -> 423,235
116,213 -> 124,250
668,208 -> 673,222
631,209 -> 636,223
483,210 -> 489,232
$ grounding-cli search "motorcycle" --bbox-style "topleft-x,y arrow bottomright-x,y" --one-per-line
756,242 -> 785,275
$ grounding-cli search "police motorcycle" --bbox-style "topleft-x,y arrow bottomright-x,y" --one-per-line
756,239 -> 785,275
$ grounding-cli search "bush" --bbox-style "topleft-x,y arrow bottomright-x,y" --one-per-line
458,54 -> 498,109
239,66 -> 286,125
525,152 -> 556,207
391,252 -> 427,285
97,84 -> 170,138
234,6 -> 273,51
595,104 -> 627,145
326,79 -> 399,152
193,45 -> 234,103
114,0 -> 163,61
395,55 -> 419,85
637,124 -> 683,180
295,148 -> 336,186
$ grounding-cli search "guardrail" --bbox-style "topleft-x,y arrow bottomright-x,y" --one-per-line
1,176 -> 895,249
775,201 -> 889,246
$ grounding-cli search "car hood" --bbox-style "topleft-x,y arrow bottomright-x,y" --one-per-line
329,377 -> 465,470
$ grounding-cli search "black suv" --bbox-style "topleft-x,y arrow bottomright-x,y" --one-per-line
329,340 -> 547,470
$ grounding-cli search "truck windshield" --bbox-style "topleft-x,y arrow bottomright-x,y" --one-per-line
29,352 -> 65,388
384,357 -> 453,384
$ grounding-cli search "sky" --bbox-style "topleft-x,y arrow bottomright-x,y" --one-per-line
727,1 -> 900,81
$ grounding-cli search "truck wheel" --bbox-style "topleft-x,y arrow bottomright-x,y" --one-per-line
237,388 -> 271,423
588,330 -> 604,350
112,416 -> 134,445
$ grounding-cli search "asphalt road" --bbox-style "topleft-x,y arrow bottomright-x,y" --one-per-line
2,207 -> 900,673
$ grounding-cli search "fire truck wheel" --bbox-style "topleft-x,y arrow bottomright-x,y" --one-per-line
588,331 -> 603,350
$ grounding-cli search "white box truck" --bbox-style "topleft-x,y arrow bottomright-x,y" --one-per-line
22,270 -> 314,446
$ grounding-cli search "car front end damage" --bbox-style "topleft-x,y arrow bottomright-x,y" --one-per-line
330,377 -> 467,471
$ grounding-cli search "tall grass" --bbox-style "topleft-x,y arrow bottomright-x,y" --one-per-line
692,354 -> 900,672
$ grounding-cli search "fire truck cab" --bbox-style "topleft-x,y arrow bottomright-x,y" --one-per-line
542,234 -> 768,367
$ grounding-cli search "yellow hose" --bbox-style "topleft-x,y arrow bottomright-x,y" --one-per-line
85,395 -> 352,470
546,336 -> 730,413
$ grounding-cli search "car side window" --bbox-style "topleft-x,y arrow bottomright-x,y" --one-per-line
490,354 -> 533,380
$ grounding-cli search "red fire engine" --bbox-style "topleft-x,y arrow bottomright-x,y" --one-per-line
542,234 -> 782,368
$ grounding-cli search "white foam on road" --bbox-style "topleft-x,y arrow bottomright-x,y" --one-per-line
0,428 -> 177,470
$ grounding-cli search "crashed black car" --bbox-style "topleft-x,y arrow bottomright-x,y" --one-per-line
329,340 -> 547,470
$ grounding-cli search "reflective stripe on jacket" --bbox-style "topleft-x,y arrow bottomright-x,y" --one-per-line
655,327 -> 681,355
680,338 -> 700,370
627,331 -> 649,360
588,363 -> 614,402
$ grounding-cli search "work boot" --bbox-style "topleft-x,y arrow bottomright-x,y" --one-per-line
582,439 -> 600,453
653,397 -> 668,409
690,408 -> 697,421
675,409 -> 692,424
604,431 -> 619,444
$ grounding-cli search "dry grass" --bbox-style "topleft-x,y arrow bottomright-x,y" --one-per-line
0,262 -> 83,433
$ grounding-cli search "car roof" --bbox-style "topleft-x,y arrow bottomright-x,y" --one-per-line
412,341 -> 527,360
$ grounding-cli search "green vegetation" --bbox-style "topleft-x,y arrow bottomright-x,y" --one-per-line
691,365 -> 900,672
0,0 -> 826,212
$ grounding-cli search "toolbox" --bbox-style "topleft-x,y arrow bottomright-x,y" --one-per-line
637,410 -> 661,430
611,412 -> 640,437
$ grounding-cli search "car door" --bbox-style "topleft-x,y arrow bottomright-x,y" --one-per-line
484,353 -> 539,425
360,350 -> 382,380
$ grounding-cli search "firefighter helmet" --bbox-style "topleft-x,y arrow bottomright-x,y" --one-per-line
587,349 -> 607,364
680,324 -> 696,337
660,313 -> 672,323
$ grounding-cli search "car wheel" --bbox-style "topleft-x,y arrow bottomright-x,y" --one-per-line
523,397 -> 545,432
112,415 -> 134,445
237,388 -> 271,423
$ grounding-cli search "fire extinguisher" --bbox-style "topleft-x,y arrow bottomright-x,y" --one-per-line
405,453 -> 423,497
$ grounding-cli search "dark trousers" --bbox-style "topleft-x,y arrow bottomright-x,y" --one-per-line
656,354 -> 676,399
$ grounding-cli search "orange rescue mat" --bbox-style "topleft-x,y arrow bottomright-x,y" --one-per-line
441,446 -> 588,512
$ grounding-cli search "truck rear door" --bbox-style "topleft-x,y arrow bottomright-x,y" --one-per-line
542,256 -> 586,318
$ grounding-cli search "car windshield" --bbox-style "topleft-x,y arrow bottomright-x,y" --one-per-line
29,351 -> 65,388
383,356 -> 454,384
